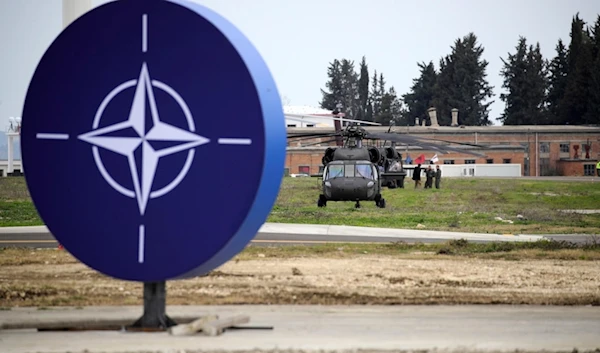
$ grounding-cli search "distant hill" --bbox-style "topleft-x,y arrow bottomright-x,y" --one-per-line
0,132 -> 21,161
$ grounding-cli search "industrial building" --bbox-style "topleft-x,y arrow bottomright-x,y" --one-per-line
286,108 -> 600,177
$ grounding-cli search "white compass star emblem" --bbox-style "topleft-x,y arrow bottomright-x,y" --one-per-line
34,13 -> 252,264
78,63 -> 209,216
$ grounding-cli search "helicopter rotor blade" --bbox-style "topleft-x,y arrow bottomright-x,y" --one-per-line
297,138 -> 341,147
365,132 -> 486,157
285,113 -> 382,126
287,132 -> 342,142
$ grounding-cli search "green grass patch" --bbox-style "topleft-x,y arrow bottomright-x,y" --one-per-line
268,177 -> 600,234
1,176 -> 600,234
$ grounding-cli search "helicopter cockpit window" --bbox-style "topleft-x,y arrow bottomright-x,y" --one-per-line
344,164 -> 355,177
355,164 -> 374,179
325,165 -> 344,179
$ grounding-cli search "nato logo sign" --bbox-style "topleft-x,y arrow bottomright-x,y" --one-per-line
21,0 -> 286,282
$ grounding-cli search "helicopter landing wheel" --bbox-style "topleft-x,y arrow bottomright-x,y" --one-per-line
355,201 -> 361,209
317,195 -> 327,208
377,198 -> 386,208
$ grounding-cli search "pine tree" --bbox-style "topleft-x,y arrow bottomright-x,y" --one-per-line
500,38 -> 547,125
378,73 -> 386,102
401,61 -> 438,126
433,33 -> 494,126
319,58 -> 360,118
525,42 -> 548,124
338,59 -> 360,119
319,59 -> 343,110
370,70 -> 380,118
432,55 -> 455,125
357,56 -> 371,121
389,87 -> 404,125
373,73 -> 387,122
561,14 -> 594,124
377,87 -> 402,126
546,39 -> 569,124
499,37 -> 529,125
584,15 -> 600,124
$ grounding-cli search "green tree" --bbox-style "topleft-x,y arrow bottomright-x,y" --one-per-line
499,37 -> 547,125
561,14 -> 594,124
401,61 -> 438,126
432,55 -> 455,124
373,73 -> 387,122
370,70 -> 381,118
584,15 -> 600,124
319,59 -> 343,110
357,56 -> 371,121
319,58 -> 360,118
433,33 -> 495,126
525,43 -> 548,124
377,87 -> 402,126
546,39 -> 569,124
338,59 -> 360,119
499,37 -> 529,125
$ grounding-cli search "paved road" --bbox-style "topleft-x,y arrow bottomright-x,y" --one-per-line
1,305 -> 599,352
0,226 -> 594,248
0,232 -> 507,248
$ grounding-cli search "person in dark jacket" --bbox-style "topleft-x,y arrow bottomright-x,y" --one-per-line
412,164 -> 422,188
434,165 -> 442,189
424,166 -> 434,188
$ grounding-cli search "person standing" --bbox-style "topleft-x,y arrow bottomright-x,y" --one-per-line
412,164 -> 422,188
434,165 -> 442,189
597,160 -> 600,177
424,166 -> 434,188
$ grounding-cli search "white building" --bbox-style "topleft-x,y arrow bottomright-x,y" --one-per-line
284,105 -> 341,128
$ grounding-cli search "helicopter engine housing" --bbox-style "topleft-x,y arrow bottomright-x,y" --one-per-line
332,148 -> 370,161
384,147 -> 399,160
368,147 -> 383,164
322,147 -> 337,165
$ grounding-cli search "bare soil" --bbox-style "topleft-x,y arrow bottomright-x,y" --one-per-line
0,249 -> 599,307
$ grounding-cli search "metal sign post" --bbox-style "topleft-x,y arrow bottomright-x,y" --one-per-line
21,0 -> 285,330
130,282 -> 176,329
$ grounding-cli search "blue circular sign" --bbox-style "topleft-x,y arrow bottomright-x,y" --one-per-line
21,0 -> 286,281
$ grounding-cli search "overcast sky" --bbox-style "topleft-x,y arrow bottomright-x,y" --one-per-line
1,0 -> 599,131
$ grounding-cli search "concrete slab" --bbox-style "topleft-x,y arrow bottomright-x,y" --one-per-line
1,305 -> 599,353
258,223 -> 546,242
0,223 -> 552,244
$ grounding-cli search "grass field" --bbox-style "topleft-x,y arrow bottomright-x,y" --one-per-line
1,176 -> 600,234
271,176 -> 600,234
2,176 -> 600,307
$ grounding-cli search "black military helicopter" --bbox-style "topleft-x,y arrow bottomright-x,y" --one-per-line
285,110 -> 487,209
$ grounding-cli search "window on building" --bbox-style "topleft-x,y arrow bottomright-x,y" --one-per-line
560,143 -> 570,153
287,124 -> 297,127
539,142 -> 550,153
539,158 -> 551,176
305,124 -> 315,127
486,159 -> 494,164
503,158 -> 511,164
284,168 -> 290,176
465,159 -> 475,164
298,166 -> 310,175
318,165 -> 324,174
584,164 -> 595,176
443,160 -> 455,164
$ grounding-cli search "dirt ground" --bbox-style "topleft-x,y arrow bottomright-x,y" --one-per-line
1,249 -> 599,307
